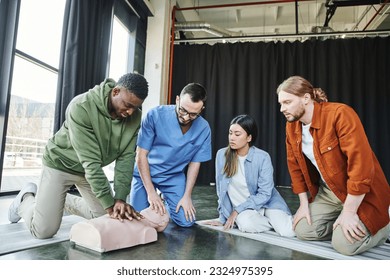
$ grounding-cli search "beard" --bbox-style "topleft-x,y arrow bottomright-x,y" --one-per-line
284,106 -> 305,122
178,119 -> 192,127
178,116 -> 193,126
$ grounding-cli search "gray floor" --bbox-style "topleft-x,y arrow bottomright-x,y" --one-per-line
0,185 -> 325,260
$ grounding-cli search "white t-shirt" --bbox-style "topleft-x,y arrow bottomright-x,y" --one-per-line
228,155 -> 250,207
301,122 -> 325,182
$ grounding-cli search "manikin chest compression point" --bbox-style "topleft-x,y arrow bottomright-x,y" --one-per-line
69,207 -> 169,252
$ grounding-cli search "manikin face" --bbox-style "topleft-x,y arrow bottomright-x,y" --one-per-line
229,124 -> 251,153
278,90 -> 306,122
110,87 -> 144,119
175,94 -> 204,126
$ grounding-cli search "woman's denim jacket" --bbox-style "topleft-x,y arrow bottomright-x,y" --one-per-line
215,146 -> 292,224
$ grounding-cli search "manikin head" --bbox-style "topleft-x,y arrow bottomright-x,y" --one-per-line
140,207 -> 170,232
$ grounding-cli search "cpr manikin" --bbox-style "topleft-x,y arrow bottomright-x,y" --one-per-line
70,207 -> 169,252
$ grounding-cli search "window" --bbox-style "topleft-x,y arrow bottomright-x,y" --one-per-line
1,0 -> 66,192
0,0 -> 148,192
109,16 -> 132,80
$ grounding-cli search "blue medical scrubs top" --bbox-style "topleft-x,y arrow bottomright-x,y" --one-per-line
133,105 -> 212,185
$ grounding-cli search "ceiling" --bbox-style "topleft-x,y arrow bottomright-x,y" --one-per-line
173,0 -> 390,43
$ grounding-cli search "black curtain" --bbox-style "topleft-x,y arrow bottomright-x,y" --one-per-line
0,0 -> 20,176
171,37 -> 390,187
54,0 -> 114,132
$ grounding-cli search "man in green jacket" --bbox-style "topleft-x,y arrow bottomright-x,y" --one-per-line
8,73 -> 148,239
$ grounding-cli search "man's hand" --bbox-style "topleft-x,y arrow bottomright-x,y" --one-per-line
176,196 -> 196,222
148,191 -> 166,215
333,210 -> 366,243
293,203 -> 311,230
334,194 -> 366,243
107,200 -> 143,222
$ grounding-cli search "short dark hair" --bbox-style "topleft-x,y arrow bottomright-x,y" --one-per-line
117,73 -> 149,100
180,83 -> 207,104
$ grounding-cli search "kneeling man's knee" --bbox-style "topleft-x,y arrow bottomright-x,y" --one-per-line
331,226 -> 362,256
173,217 -> 194,227
295,218 -> 334,241
294,218 -> 313,240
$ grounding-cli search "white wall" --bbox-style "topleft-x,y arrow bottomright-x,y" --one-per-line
142,0 -> 174,115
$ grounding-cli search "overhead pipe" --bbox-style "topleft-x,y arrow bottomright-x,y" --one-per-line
168,5 -> 177,104
352,5 -> 374,30
167,0 -> 390,101
173,29 -> 390,44
295,0 -> 299,34
175,21 -> 243,37
175,0 -> 312,11
167,0 -> 309,103
363,0 -> 390,30
167,0 -> 390,102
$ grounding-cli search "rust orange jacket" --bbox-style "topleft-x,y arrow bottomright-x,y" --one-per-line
285,102 -> 390,235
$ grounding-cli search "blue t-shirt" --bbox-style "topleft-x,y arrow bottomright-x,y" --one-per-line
134,105 -> 212,185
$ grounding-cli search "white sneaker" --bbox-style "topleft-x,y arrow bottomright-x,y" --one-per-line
8,182 -> 37,223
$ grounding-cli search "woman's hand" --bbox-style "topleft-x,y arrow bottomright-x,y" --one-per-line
223,211 -> 238,230
202,219 -> 223,226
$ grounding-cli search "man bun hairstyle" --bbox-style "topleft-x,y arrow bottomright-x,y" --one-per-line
277,76 -> 328,103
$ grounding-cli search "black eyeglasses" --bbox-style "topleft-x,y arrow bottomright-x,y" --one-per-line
177,100 -> 203,119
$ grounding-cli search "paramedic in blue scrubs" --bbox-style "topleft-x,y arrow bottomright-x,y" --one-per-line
129,83 -> 212,227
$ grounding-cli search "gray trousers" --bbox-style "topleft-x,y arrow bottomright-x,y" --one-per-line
295,182 -> 390,255
18,166 -> 106,239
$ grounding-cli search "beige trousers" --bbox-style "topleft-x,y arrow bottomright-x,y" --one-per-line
18,166 -> 106,239
295,182 -> 390,255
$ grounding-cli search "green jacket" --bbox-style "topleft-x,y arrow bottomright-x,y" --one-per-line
43,78 -> 141,209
